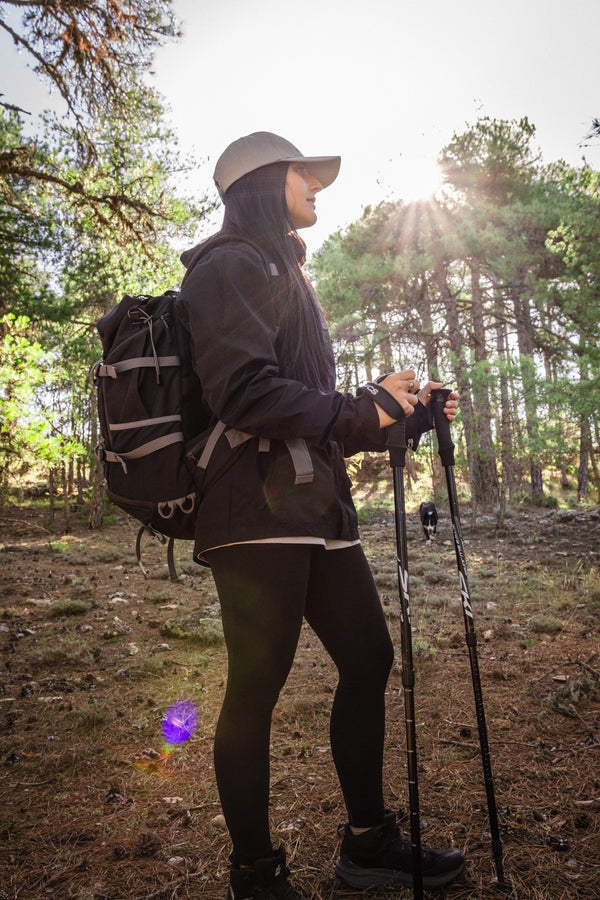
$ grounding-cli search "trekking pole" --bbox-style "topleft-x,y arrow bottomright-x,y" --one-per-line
387,418 -> 424,900
429,389 -> 505,887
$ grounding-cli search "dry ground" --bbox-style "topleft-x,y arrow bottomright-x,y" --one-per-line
1,487 -> 599,900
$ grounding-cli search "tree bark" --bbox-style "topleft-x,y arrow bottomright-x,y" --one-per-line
469,260 -> 499,507
578,418 -> 591,502
436,265 -> 477,513
49,469 -> 56,524
88,467 -> 106,530
417,274 -> 440,379
87,387 -> 105,529
61,463 -> 72,533
512,277 -> 544,499
591,423 -> 600,500
495,307 -> 515,498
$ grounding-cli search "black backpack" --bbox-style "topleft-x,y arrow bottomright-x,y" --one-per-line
93,289 -> 223,579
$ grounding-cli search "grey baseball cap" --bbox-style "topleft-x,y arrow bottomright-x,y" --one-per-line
213,131 -> 341,198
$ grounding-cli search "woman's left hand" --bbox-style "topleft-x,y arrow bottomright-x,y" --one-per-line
418,382 -> 459,422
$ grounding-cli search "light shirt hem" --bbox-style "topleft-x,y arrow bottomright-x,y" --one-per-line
204,537 -> 361,553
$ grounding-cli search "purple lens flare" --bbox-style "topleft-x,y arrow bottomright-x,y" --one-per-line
162,699 -> 198,744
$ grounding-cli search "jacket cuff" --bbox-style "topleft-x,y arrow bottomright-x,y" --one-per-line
341,398 -> 433,457
408,399 -> 433,434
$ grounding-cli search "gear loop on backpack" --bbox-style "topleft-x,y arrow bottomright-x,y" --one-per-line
158,494 -> 196,520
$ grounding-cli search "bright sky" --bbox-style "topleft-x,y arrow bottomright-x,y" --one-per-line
4,0 -> 600,251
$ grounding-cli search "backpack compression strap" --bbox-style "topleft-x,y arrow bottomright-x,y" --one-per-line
223,427 -> 314,485
94,357 -> 180,379
99,428 -> 184,473
135,526 -> 179,581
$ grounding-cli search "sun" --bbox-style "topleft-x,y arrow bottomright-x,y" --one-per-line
377,149 -> 446,203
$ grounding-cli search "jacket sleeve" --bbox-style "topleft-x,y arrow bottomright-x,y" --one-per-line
341,400 -> 433,457
176,244 -> 384,448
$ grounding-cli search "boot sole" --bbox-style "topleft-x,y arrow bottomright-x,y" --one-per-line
335,856 -> 465,890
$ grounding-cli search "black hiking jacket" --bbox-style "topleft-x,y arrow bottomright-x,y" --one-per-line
175,240 -> 432,563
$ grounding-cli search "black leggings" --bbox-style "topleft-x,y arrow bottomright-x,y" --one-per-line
207,542 -> 395,864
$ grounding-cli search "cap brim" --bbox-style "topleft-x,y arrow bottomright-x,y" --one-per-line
285,155 -> 341,189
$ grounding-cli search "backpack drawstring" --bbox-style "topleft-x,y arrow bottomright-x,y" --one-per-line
128,306 -> 161,382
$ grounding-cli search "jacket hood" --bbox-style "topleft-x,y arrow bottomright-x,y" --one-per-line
180,238 -> 211,270
181,233 -> 307,272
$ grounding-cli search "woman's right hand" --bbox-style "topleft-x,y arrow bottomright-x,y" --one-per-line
374,370 -> 420,428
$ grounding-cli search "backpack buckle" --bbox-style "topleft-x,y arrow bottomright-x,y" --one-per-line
91,360 -> 103,383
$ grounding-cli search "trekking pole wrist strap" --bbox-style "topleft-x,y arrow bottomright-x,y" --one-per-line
364,382 -> 406,421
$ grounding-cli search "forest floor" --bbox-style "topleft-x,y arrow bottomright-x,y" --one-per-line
0,481 -> 599,900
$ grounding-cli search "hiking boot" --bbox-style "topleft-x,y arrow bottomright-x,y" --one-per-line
335,811 -> 466,890
226,846 -> 305,900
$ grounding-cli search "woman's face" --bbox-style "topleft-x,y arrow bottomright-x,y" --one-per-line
285,163 -> 323,229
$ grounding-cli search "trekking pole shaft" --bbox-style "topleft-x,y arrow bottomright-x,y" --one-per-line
388,420 -> 423,900
430,391 -> 505,886
442,464 -> 505,883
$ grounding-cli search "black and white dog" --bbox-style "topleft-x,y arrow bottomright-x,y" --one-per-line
419,501 -> 438,542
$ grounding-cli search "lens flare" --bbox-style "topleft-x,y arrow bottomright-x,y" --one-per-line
162,699 -> 198,744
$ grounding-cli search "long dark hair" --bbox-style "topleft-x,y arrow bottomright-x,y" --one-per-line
206,163 -> 334,390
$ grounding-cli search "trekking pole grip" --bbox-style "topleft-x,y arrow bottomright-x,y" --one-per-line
387,418 -> 407,468
430,388 -> 455,468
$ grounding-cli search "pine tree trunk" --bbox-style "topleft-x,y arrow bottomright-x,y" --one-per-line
49,469 -> 55,524
61,463 -> 72,533
591,423 -> 600,500
578,418 -> 590,502
496,314 -> 515,498
417,274 -> 440,378
512,277 -> 544,500
437,266 -> 475,511
497,480 -> 507,529
469,261 -> 499,509
86,382 -> 105,529
88,466 -> 106,530
77,457 -> 85,506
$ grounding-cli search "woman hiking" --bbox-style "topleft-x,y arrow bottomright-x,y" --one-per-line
175,131 -> 465,900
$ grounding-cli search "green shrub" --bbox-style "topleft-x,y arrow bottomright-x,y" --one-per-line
161,617 -> 224,647
49,599 -> 92,617
535,494 -> 559,509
